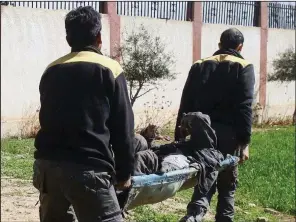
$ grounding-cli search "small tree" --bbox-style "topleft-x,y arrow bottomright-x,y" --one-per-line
268,47 -> 296,124
114,25 -> 177,106
268,48 -> 295,82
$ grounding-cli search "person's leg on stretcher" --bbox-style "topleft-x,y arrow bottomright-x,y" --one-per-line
117,112 -> 239,213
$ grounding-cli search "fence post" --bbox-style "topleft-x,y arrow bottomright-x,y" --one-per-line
103,2 -> 120,61
259,2 -> 268,108
192,2 -> 202,62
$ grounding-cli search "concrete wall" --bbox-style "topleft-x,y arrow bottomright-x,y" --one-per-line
266,28 -> 295,118
1,6 -> 110,136
1,6 -> 295,136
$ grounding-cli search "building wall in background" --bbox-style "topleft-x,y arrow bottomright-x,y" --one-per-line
1,5 -> 295,137
266,28 -> 295,118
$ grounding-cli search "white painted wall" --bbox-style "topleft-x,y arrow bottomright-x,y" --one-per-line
1,6 -> 110,136
1,6 -> 294,137
201,24 -> 261,104
266,28 -> 295,119
120,16 -> 193,127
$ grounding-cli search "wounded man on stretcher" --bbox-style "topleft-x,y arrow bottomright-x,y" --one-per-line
117,112 -> 240,213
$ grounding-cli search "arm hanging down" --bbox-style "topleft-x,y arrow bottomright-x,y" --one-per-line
175,64 -> 200,141
109,73 -> 135,183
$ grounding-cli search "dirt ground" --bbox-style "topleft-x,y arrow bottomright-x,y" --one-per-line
1,177 -> 293,222
1,178 -> 39,222
1,177 -> 214,222
149,196 -> 215,221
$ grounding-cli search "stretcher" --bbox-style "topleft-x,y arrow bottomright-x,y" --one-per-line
123,155 -> 240,211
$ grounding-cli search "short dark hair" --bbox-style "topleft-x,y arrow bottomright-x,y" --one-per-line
220,28 -> 244,50
65,6 -> 101,48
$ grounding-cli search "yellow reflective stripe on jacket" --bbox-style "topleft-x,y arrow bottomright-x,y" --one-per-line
46,51 -> 123,78
194,54 -> 250,68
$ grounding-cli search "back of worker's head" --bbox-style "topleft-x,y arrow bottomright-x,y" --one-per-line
219,28 -> 244,52
65,6 -> 102,49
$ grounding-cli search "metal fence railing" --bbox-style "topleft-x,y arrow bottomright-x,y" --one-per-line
1,1 -> 295,30
0,1 -> 102,12
202,1 -> 260,27
117,1 -> 189,21
268,2 -> 296,29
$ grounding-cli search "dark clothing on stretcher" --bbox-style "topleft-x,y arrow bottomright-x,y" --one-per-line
133,112 -> 224,195
185,122 -> 239,222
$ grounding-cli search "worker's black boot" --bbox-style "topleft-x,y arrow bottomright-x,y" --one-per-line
179,207 -> 207,222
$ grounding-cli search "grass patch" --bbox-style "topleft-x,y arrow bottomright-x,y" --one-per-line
239,126 -> 295,214
127,206 -> 180,222
1,139 -> 34,180
175,189 -> 283,222
1,126 -> 295,221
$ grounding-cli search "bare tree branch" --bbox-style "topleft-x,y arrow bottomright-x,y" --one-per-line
129,80 -> 134,102
136,87 -> 157,98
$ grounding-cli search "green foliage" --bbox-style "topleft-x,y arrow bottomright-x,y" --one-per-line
115,24 -> 177,106
128,206 -> 179,222
1,139 -> 34,179
239,126 -> 295,214
268,48 -> 296,82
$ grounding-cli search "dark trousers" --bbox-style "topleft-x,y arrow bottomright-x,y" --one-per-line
33,159 -> 123,222
187,123 -> 238,222
117,134 -> 153,209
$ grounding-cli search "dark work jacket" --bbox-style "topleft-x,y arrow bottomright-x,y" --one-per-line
34,46 -> 135,181
175,49 -> 255,145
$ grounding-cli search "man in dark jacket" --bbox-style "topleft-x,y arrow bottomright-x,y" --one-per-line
33,6 -> 134,222
176,28 -> 255,222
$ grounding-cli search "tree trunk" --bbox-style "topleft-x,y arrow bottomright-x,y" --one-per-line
131,98 -> 136,107
130,82 -> 143,107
